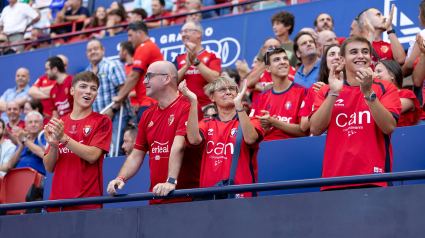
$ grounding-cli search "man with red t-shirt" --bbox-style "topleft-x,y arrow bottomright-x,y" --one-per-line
145,0 -> 173,28
113,21 -> 164,122
28,55 -> 69,117
5,101 -> 25,142
309,36 -> 401,191
174,21 -> 221,107
357,6 -> 405,67
249,48 -> 308,141
44,71 -> 112,212
119,41 -> 138,107
46,56 -> 74,118
107,61 -> 202,205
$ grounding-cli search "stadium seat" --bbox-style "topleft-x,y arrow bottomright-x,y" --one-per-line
0,168 -> 44,215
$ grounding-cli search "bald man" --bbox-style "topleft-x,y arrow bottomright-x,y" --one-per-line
107,61 -> 203,205
29,54 -> 69,117
0,68 -> 31,124
316,30 -> 339,56
85,39 -> 132,156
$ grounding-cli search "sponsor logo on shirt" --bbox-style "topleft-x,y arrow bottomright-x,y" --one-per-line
334,99 -> 345,106
285,101 -> 291,110
55,99 -> 70,115
208,129 -> 214,135
373,167 -> 383,174
83,125 -> 92,136
276,116 -> 292,123
148,121 -> 154,127
230,128 -> 237,137
168,114 -> 175,126
134,60 -> 142,66
336,111 -> 371,136
69,125 -> 77,134
207,141 -> 234,166
185,68 -> 200,75
180,60 -> 186,65
150,141 -> 169,160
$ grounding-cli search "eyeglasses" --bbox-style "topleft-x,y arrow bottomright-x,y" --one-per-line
180,29 -> 198,34
264,47 -> 286,65
144,72 -> 168,82
213,86 -> 237,94
0,40 -> 6,43
203,113 -> 218,119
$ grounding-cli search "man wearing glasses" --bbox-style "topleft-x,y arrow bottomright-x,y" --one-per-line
173,21 -> 221,107
107,61 -> 202,205
249,48 -> 308,141
113,21 -> 164,122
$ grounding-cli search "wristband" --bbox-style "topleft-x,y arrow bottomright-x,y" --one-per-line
62,135 -> 70,146
329,93 -> 339,97
116,176 -> 126,183
235,107 -> 245,112
387,29 -> 395,35
112,108 -> 118,113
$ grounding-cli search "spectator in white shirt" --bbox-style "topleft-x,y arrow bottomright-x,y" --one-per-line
0,0 -> 40,52
0,119 -> 17,178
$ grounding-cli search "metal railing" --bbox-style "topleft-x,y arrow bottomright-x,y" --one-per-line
0,170 -> 424,212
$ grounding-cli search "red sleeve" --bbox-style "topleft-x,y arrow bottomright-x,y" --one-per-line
413,58 -> 424,88
380,82 -> 402,121
89,116 -> 113,153
208,54 -> 222,73
132,46 -> 149,73
308,85 -> 329,119
33,78 -> 42,87
399,89 -> 422,120
197,103 -> 203,121
246,117 -> 264,147
185,119 -> 208,148
134,112 -> 149,151
50,89 -> 56,111
176,104 -> 190,136
298,85 -> 316,117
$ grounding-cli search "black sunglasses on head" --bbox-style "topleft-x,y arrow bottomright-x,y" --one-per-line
264,47 -> 285,65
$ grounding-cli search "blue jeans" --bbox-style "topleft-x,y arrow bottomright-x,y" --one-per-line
110,114 -> 130,156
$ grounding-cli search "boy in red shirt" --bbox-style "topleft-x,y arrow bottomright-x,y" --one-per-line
43,71 -> 112,211
309,36 -> 401,191
107,61 -> 202,205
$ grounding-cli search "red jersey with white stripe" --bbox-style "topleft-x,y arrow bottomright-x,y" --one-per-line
33,75 -> 56,117
45,112 -> 112,212
251,68 -> 295,104
50,75 -> 74,116
371,41 -> 393,68
298,85 -> 316,117
309,79 -> 401,190
249,82 -> 307,141
134,95 -> 202,205
132,40 -> 163,107
397,89 -> 422,127
186,115 -> 264,198
173,49 -> 221,107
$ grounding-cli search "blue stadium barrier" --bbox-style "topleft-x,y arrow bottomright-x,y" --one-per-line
0,0 -> 421,95
42,125 -> 425,208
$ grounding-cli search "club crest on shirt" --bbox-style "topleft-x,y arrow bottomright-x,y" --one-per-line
230,128 -> 237,137
203,57 -> 209,63
148,121 -> 154,127
52,93 -> 56,99
285,101 -> 292,110
168,114 -> 175,126
83,125 -> 92,136
380,45 -> 389,53
43,79 -> 48,84
69,125 -> 77,134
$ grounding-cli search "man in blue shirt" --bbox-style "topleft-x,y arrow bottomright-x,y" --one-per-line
293,31 -> 321,88
51,0 -> 90,35
6,111 -> 46,175
0,68 -> 31,124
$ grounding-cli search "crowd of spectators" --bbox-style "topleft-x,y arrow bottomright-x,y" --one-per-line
0,0 -> 425,211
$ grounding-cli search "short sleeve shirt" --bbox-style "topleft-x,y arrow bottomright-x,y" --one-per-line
65,7 -> 90,31
45,111 -> 112,212
0,140 -> 17,177
134,95 -> 202,205
397,89 -> 422,127
294,58 -> 321,88
16,135 -> 47,175
249,82 -> 307,141
132,40 -> 164,107
298,85 -> 317,117
186,115 -> 264,198
50,75 -> 74,116
309,79 -> 402,190
0,85 -> 31,124
251,68 -> 295,104
0,3 -> 39,34
32,75 -> 56,117
371,41 -> 393,67
173,49 -> 222,107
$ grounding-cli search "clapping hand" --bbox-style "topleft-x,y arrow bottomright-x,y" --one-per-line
328,63 -> 344,95
385,4 -> 395,31
46,119 -> 66,144
234,79 -> 248,110
178,79 -> 197,103
355,67 -> 374,97
256,110 -> 276,133
416,33 -> 425,54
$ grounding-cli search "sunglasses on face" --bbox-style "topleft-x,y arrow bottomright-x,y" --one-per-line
213,86 -> 237,94
203,113 -> 218,119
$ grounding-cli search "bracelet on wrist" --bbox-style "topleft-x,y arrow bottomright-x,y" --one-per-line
62,135 -> 70,146
116,176 -> 126,183
235,107 -> 245,112
329,92 -> 339,97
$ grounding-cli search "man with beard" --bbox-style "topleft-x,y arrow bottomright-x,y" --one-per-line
293,31 -> 321,88
357,5 -> 405,66
145,0 -> 173,28
29,55 -> 69,117
314,13 -> 346,45
173,20 -> 221,107
45,56 -> 74,118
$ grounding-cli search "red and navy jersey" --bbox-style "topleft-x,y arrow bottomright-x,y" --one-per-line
45,111 -> 112,212
50,75 -> 74,116
5,120 -> 25,142
33,75 -> 56,117
134,95 -> 202,205
298,84 -> 317,117
173,49 -> 221,107
397,89 -> 422,127
371,41 -> 393,68
309,79 -> 402,190
251,68 -> 295,104
132,40 -> 163,107
249,82 -> 307,141
186,115 -> 264,198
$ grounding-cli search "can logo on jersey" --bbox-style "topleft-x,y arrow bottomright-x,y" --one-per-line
381,45 -> 389,53
230,128 -> 237,137
285,101 -> 292,110
168,114 -> 175,126
83,125 -> 92,136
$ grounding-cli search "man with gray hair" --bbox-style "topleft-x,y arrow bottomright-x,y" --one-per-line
316,30 -> 339,56
3,111 -> 46,175
173,21 -> 221,107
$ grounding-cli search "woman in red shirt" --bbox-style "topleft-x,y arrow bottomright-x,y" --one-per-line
181,77 -> 264,198
375,60 -> 422,127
